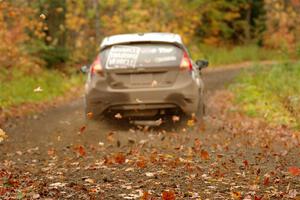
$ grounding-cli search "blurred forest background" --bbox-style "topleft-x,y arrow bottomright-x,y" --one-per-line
1,0 -> 300,70
0,0 -> 300,126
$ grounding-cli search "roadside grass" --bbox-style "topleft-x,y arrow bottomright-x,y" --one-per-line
190,44 -> 288,66
0,67 -> 83,110
230,62 -> 300,129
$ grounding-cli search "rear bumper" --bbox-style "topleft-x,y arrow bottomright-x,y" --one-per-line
85,77 -> 200,117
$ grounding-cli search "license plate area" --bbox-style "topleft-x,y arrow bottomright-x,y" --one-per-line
130,73 -> 153,85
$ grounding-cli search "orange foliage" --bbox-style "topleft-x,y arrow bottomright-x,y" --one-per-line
0,2 -> 43,70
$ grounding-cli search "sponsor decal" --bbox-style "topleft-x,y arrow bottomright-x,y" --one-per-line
106,45 -> 141,68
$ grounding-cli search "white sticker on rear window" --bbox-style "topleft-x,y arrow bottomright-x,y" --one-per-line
158,47 -> 174,54
154,56 -> 177,63
106,45 -> 141,69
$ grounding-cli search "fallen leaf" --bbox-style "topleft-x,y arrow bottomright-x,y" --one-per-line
114,113 -> 122,119
288,166 -> 300,176
87,112 -> 93,119
136,98 -> 143,103
74,145 -> 86,157
125,167 -> 134,172
231,191 -> 241,199
47,148 -> 55,157
114,153 -> 126,164
32,193 -> 40,199
162,190 -> 175,200
79,125 -> 86,134
49,182 -> 67,188
263,176 -> 270,186
84,178 -> 95,184
243,195 -> 252,200
243,160 -> 249,168
154,118 -> 163,126
151,80 -> 158,87
145,172 -> 154,177
254,196 -> 262,200
187,119 -> 195,127
136,158 -> 147,168
98,142 -> 104,146
172,115 -> 180,122
33,86 -> 43,92
141,191 -> 150,200
200,150 -> 210,160
39,13 -> 46,19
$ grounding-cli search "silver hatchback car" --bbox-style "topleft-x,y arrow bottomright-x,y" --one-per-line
82,33 -> 208,119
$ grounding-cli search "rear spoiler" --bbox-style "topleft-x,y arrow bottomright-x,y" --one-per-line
99,41 -> 186,52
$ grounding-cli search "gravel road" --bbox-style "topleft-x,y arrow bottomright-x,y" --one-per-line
1,67 -> 299,199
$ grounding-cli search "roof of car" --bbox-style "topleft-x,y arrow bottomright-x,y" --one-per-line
100,33 -> 183,49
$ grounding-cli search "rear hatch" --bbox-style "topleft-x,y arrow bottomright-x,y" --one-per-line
100,43 -> 184,89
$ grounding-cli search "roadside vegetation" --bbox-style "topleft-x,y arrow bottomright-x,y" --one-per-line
230,62 -> 300,129
192,44 -> 288,66
0,68 -> 82,110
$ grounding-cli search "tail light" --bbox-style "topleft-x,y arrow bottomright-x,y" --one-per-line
90,56 -> 104,76
180,51 -> 192,71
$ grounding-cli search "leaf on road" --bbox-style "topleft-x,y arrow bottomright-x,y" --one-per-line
84,178 -> 95,184
187,119 -> 195,127
141,191 -> 150,200
86,112 -> 93,119
263,176 -> 270,186
243,160 -> 249,168
39,13 -> 46,19
151,80 -> 158,87
288,166 -> 300,176
49,182 -> 67,188
200,150 -> 210,160
114,113 -> 122,119
74,145 -> 86,157
136,158 -> 147,168
254,196 -> 263,200
172,115 -> 180,122
145,172 -> 155,177
114,153 -> 126,164
47,148 -> 55,157
162,190 -> 175,200
231,191 -> 241,199
78,125 -> 86,134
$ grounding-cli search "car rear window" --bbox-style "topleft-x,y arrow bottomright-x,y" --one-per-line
100,43 -> 183,69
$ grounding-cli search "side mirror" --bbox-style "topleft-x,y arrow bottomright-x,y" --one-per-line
80,65 -> 89,73
196,60 -> 209,69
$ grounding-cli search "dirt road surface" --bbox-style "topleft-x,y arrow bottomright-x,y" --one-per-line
1,67 -> 299,199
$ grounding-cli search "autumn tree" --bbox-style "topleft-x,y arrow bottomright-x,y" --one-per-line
264,0 -> 300,52
0,1 -> 43,71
